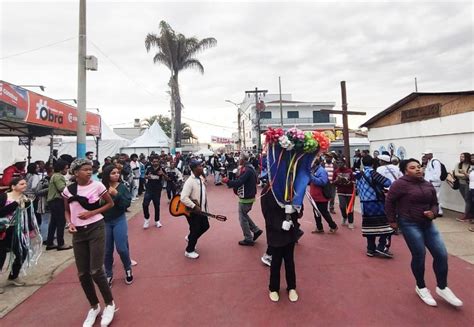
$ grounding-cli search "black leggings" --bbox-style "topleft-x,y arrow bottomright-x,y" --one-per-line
269,242 -> 296,292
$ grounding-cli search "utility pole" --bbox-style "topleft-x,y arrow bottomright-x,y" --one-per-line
245,87 -> 267,154
279,77 -> 283,127
77,0 -> 87,158
319,81 -> 366,168
415,77 -> 418,92
225,100 -> 242,151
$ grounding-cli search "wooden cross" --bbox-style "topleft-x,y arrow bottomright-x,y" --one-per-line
320,81 -> 366,168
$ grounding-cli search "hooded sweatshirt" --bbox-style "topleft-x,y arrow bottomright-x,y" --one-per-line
385,175 -> 439,224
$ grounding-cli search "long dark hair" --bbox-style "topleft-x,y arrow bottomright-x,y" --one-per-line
27,163 -> 38,175
101,165 -> 118,190
459,152 -> 471,169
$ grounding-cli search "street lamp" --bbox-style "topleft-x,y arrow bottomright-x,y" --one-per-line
225,100 -> 243,151
18,85 -> 46,91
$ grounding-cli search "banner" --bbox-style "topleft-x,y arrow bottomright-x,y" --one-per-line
211,136 -> 232,144
0,80 -> 101,136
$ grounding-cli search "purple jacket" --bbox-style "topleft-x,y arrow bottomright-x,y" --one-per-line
385,175 -> 439,224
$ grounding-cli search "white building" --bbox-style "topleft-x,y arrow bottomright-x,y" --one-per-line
239,93 -> 336,151
361,91 -> 474,213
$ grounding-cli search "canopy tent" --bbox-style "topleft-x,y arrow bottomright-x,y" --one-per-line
121,121 -> 171,156
0,80 -> 101,165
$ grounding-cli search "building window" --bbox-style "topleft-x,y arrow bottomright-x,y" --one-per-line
313,111 -> 330,123
287,111 -> 299,118
260,111 -> 272,119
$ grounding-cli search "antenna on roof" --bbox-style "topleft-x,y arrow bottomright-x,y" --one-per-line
414,77 -> 418,92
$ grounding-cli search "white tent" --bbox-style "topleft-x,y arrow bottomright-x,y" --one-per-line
195,147 -> 214,157
0,120 -> 131,170
57,121 -> 131,161
121,121 -> 171,156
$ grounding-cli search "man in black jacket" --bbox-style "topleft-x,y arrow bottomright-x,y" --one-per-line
223,153 -> 263,246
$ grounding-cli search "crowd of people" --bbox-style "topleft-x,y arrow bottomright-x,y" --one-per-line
0,146 -> 471,325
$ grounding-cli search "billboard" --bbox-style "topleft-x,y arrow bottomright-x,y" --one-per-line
211,136 -> 232,144
0,80 -> 101,136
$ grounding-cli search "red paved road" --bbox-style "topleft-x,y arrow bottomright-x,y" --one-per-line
3,182 -> 473,326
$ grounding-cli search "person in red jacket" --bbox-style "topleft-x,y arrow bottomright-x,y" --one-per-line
1,158 -> 27,191
333,160 -> 355,229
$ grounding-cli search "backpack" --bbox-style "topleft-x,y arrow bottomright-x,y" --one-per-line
431,160 -> 448,181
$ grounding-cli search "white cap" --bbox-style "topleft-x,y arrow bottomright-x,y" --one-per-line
422,149 -> 433,155
378,154 -> 391,163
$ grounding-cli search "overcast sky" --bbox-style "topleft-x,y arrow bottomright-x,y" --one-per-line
1,0 -> 472,141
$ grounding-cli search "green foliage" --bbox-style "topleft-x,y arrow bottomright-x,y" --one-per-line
144,115 -> 195,140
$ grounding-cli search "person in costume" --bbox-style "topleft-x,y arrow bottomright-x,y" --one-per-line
262,127 -> 330,302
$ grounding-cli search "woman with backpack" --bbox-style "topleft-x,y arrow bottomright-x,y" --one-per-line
309,158 -> 338,234
63,159 -> 116,327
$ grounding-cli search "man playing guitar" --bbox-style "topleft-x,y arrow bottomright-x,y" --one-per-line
180,159 -> 209,259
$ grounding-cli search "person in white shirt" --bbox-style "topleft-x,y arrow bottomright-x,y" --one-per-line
180,159 -> 209,259
422,150 -> 443,216
376,154 -> 403,185
129,154 -> 141,201
468,154 -> 474,232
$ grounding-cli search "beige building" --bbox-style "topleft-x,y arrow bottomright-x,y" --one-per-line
362,91 -> 474,212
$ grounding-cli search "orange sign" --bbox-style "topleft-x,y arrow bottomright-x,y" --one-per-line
0,80 -> 101,136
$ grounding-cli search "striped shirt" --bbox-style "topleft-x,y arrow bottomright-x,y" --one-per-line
324,163 -> 335,183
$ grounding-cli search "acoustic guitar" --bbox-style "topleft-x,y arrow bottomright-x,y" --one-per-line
169,195 -> 227,222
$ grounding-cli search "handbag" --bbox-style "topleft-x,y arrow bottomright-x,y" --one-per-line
446,172 -> 460,190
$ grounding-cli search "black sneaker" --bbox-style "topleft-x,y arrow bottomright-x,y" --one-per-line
376,248 -> 394,258
238,240 -> 255,246
125,270 -> 133,285
253,230 -> 263,241
366,250 -> 376,257
107,276 -> 113,288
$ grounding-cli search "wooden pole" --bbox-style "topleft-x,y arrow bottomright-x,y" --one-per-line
341,81 -> 351,168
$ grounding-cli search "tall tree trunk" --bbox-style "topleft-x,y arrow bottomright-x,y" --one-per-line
170,74 -> 182,149
168,78 -> 175,150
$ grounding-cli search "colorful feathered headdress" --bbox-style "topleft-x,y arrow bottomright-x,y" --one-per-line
264,127 -> 330,213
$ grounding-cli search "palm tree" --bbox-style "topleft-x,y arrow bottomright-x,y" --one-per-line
145,20 -> 216,149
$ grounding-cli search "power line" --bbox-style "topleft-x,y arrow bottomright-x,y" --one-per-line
182,116 -> 235,130
0,36 -> 77,60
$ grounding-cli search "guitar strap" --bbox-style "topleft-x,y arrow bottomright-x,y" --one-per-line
199,177 -> 208,212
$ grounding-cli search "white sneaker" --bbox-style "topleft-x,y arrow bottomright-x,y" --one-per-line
143,219 -> 150,229
156,221 -> 163,228
184,251 -> 199,259
269,291 -> 279,302
341,219 -> 348,226
348,223 -> 355,230
288,289 -> 299,302
100,302 -> 116,327
83,305 -> 101,327
415,286 -> 437,306
436,287 -> 463,307
261,254 -> 272,267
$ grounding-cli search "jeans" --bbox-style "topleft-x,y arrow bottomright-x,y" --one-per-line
338,194 -> 354,223
366,234 -> 390,252
269,242 -> 296,292
131,178 -> 139,199
398,216 -> 448,289
46,198 -> 66,246
313,201 -> 337,231
459,183 -> 471,216
143,189 -> 162,222
104,214 -> 131,278
72,220 -> 113,306
328,184 -> 337,210
166,181 -> 177,200
238,202 -> 260,242
185,213 -> 210,253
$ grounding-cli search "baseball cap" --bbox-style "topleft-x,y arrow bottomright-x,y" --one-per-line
189,159 -> 203,169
